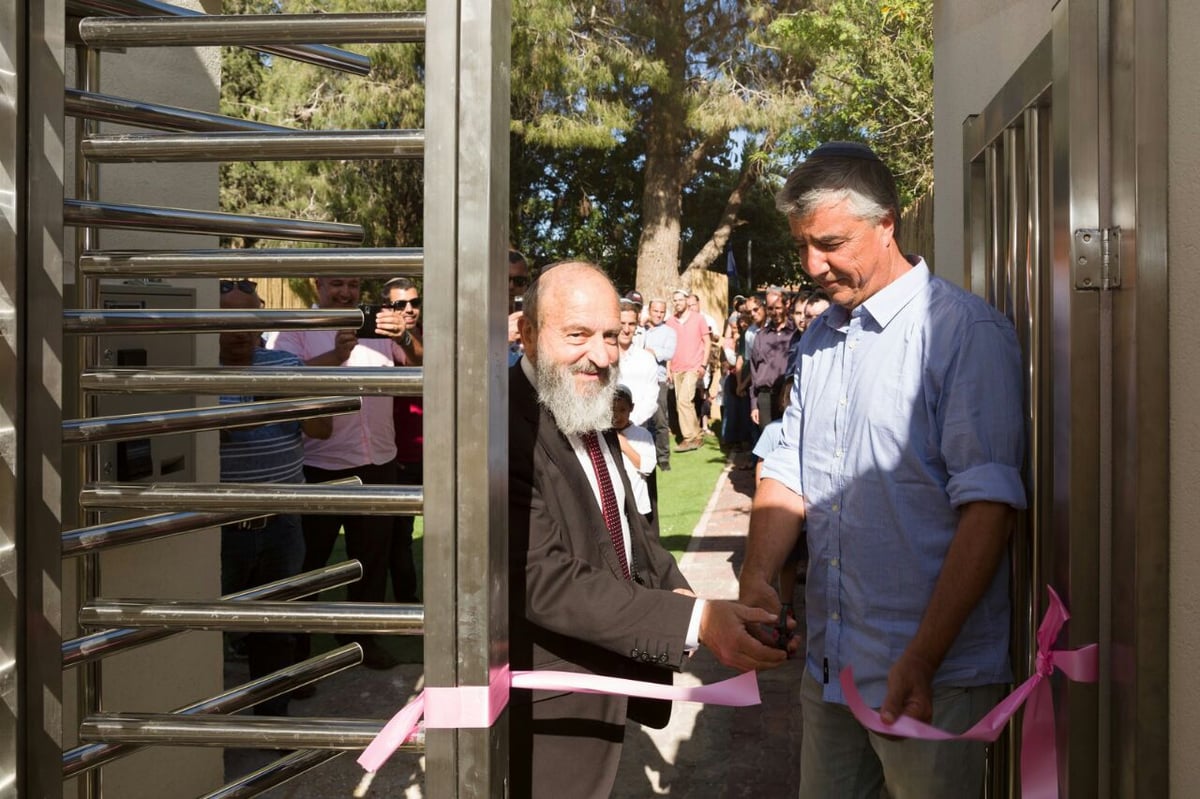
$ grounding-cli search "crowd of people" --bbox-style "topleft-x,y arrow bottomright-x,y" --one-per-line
219,141 -> 1026,799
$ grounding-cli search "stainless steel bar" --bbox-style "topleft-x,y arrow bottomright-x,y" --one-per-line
79,13 -> 427,47
78,713 -> 424,752
79,482 -> 423,514
63,645 -> 363,777
79,366 -> 423,396
64,308 -> 364,335
65,88 -> 292,133
78,247 -> 423,278
199,750 -> 347,799
77,600 -> 425,634
81,129 -> 425,163
63,561 -> 364,668
63,477 -> 361,556
66,0 -> 372,76
64,199 -> 364,244
64,511 -> 268,557
63,396 -> 362,444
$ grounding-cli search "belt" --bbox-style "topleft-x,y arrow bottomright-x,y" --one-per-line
232,517 -> 269,532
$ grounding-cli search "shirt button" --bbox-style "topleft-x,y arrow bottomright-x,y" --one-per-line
830,558 -> 840,568
831,503 -> 840,512
831,611 -> 840,621
839,397 -> 847,405
834,449 -> 843,458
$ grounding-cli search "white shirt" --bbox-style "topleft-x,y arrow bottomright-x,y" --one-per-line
616,346 -> 661,426
617,423 -> 657,514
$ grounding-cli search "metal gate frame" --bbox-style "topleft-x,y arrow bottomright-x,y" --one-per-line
963,1 -> 1168,795
4,2 -> 512,797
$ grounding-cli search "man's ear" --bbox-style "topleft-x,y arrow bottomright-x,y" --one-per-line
517,314 -> 536,358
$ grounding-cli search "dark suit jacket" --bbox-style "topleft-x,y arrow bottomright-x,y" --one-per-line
508,363 -> 696,798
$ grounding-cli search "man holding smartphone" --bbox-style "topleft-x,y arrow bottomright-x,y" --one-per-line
270,276 -> 411,672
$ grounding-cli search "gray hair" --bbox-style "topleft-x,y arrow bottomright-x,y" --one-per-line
775,145 -> 902,241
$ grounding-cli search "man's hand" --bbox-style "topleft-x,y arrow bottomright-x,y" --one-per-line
880,650 -> 937,726
333,330 -> 358,362
698,600 -> 788,672
375,308 -> 411,339
737,575 -> 786,648
750,405 -> 759,425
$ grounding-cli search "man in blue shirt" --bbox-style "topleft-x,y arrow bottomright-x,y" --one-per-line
739,142 -> 1026,799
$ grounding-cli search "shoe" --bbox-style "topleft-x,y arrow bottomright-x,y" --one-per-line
675,440 -> 699,453
658,462 -> 671,471
359,640 -> 401,671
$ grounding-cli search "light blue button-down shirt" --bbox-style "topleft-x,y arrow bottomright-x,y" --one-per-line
761,259 -> 1027,707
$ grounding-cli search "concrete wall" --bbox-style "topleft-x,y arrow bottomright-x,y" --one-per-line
932,0 -> 1049,288
1167,1 -> 1200,793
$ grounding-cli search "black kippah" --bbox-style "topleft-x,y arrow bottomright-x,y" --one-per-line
809,141 -> 881,162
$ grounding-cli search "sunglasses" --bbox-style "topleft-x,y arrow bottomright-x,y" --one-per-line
509,274 -> 531,288
220,279 -> 257,294
383,297 -> 422,310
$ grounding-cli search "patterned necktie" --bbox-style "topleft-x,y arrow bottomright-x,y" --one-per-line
581,431 -> 631,579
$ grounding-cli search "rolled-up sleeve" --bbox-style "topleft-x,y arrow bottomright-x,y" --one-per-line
940,318 -> 1027,510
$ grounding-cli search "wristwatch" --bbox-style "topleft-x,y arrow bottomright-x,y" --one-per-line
399,331 -> 413,347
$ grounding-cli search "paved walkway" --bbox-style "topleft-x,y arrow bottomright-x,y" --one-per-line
612,462 -> 804,798
227,460 -> 805,797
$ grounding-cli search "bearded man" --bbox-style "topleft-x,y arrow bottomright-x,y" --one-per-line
508,261 -> 786,798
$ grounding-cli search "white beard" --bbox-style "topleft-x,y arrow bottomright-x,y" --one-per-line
535,356 -> 616,436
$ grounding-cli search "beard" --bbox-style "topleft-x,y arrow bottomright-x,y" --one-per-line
534,356 -> 616,436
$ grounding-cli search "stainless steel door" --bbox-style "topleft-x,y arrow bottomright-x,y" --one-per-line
963,0 -> 1168,795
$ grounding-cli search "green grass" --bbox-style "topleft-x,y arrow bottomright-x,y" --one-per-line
654,433 -> 730,559
312,436 -> 728,664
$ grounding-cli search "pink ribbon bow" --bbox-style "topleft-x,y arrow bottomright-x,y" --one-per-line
355,667 -> 761,791
841,585 -> 1098,799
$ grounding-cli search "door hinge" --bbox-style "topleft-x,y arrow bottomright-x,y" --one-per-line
1073,227 -> 1121,290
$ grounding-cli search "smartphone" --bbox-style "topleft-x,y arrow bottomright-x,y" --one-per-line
356,304 -> 386,338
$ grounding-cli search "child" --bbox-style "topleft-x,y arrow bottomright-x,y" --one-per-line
612,384 -> 658,533
752,374 -> 807,612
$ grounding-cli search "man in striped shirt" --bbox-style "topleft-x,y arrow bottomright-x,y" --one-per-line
219,280 -> 331,714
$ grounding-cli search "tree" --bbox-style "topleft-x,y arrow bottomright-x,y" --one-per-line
766,0 -> 934,207
510,0 -> 812,300
220,0 -> 425,302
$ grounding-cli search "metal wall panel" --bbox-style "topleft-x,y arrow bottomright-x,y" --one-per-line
1108,0 -> 1170,794
24,3 -> 69,798
423,1 -> 511,795
0,1 -> 23,796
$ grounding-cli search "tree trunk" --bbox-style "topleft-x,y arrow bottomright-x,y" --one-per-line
682,135 -> 776,279
633,0 -> 688,302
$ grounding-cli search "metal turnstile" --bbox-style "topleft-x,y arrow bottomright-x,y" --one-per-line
4,1 -> 511,797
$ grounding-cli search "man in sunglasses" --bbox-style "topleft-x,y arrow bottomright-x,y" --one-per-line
508,249 -> 530,366
382,277 -> 423,605
269,276 -> 409,672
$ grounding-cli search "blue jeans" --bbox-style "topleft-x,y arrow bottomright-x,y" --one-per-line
221,513 -> 304,716
798,669 -> 1004,799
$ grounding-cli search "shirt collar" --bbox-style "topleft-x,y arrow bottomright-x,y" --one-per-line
824,256 -> 929,331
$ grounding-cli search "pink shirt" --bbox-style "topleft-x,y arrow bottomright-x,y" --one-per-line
270,330 -> 398,470
666,312 -> 709,372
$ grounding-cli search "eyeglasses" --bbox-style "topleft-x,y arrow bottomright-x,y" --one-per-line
220,279 -> 257,294
384,297 -> 422,310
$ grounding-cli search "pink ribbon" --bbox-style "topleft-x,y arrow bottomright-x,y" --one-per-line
841,586 -> 1098,799
356,667 -> 761,777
